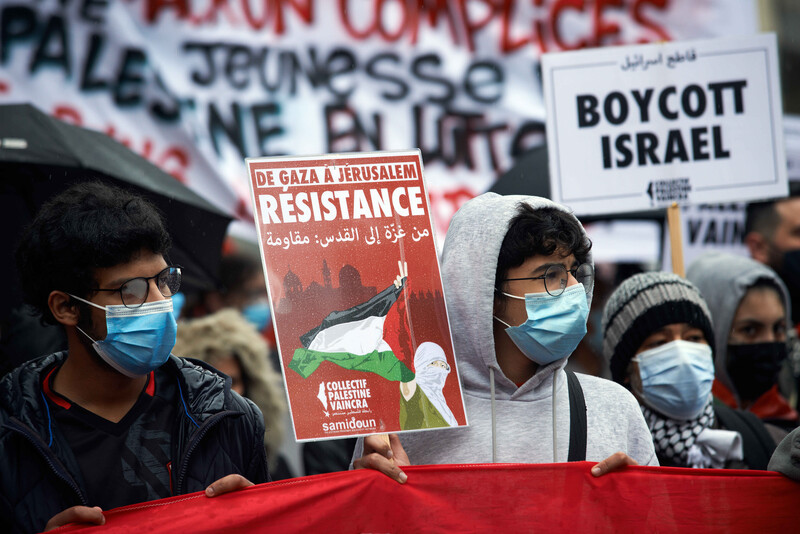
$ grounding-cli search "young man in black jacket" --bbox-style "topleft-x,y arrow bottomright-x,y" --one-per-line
0,182 -> 269,533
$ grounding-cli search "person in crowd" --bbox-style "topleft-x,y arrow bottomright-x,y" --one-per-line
303,437 -> 358,476
353,193 -> 657,483
0,303 -> 67,377
172,308 -> 293,479
687,252 -> 799,436
0,182 -> 268,533
184,251 -> 279,369
745,190 -> 800,327
769,426 -> 800,481
745,190 -> 800,405
602,271 -> 777,469
185,252 -> 271,328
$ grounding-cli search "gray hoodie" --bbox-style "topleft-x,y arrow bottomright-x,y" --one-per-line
686,251 -> 791,401
352,193 -> 657,465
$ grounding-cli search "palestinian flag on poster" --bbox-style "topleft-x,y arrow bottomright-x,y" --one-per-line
289,278 -> 414,383
248,150 -> 466,440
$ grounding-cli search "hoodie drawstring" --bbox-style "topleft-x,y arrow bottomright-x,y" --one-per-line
552,370 -> 558,463
490,366 -> 560,463
490,367 -> 497,463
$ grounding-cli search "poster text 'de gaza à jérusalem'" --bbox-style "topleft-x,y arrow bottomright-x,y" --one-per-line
247,150 -> 467,441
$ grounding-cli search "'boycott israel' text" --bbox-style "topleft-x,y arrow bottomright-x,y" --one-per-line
577,80 -> 746,169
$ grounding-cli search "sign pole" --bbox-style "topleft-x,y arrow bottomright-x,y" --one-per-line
377,434 -> 395,465
667,202 -> 685,277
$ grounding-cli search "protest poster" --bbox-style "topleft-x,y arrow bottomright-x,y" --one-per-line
246,150 -> 466,441
541,33 -> 787,216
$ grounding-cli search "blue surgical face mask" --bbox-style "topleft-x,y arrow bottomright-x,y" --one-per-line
171,291 -> 186,321
633,340 -> 715,421
70,294 -> 177,377
494,283 -> 589,366
242,299 -> 271,332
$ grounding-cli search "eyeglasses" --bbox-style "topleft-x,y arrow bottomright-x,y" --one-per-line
503,263 -> 594,297
92,266 -> 182,308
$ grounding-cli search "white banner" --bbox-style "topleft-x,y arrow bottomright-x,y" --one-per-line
585,220 -> 662,265
542,33 -> 786,216
0,1 -> 759,239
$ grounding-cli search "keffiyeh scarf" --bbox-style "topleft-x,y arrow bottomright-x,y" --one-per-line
641,399 -> 715,467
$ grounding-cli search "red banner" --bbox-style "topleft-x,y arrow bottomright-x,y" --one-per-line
59,463 -> 799,533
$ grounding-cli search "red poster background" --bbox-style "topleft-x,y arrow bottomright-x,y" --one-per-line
63,463 -> 800,533
247,151 -> 465,440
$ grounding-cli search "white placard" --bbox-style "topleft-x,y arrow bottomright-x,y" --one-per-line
542,34 -> 787,216
584,220 -> 661,264
660,203 -> 749,272
785,114 -> 800,182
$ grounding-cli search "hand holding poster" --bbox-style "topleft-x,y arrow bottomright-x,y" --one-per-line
247,150 -> 466,440
542,34 -> 788,216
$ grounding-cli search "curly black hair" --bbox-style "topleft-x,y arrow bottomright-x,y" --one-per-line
495,203 -> 591,291
15,181 -> 172,324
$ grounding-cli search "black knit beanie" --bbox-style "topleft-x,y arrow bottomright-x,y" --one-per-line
602,272 -> 715,384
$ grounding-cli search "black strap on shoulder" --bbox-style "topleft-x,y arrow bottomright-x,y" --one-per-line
713,399 -> 776,470
566,370 -> 587,462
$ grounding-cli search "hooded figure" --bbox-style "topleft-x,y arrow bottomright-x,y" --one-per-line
687,252 -> 799,431
404,342 -> 457,428
768,426 -> 800,480
352,193 -> 656,466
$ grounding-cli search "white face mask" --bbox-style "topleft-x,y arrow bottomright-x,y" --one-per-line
632,340 -> 715,421
418,362 -> 449,391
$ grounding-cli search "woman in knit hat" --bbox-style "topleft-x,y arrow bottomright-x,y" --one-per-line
602,271 -> 777,469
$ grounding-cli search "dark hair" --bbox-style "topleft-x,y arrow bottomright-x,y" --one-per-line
15,181 -> 172,324
744,201 -> 779,238
495,203 -> 591,290
219,253 -> 263,295
744,183 -> 800,237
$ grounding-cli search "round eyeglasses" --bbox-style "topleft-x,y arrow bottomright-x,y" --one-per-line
503,263 -> 594,297
92,266 -> 182,308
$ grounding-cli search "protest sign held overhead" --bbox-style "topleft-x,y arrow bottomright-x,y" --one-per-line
247,150 -> 466,441
542,34 -> 788,216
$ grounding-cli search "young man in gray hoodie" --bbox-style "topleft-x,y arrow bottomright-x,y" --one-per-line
353,193 -> 657,482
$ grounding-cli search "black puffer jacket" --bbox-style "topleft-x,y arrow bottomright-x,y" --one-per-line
0,353 -> 269,534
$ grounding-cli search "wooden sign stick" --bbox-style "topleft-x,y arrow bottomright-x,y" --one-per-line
377,433 -> 395,465
667,202 -> 685,277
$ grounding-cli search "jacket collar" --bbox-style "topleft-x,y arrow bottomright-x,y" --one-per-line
0,352 -> 238,434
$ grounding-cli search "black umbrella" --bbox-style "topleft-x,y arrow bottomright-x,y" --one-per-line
489,143 -> 667,224
0,103 -> 234,321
